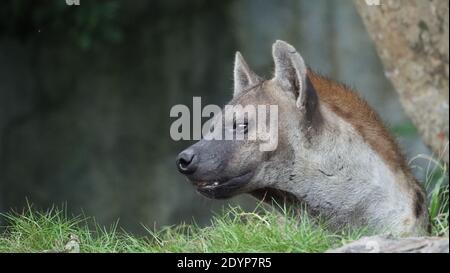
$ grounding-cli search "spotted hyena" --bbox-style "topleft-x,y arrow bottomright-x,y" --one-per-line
176,40 -> 429,236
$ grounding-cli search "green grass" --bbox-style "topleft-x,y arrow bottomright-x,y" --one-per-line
0,204 -> 368,253
409,153 -> 449,236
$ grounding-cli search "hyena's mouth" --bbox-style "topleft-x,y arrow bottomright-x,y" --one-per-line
193,171 -> 254,199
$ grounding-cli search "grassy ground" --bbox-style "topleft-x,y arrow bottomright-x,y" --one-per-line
0,195 -> 447,253
0,205 -> 369,253
0,158 -> 447,253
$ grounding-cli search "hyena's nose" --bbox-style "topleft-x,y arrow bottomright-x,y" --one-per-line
176,149 -> 197,175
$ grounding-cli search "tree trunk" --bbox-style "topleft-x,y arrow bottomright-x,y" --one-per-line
353,0 -> 449,165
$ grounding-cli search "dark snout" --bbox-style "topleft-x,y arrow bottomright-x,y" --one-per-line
176,141 -> 252,199
176,148 -> 198,175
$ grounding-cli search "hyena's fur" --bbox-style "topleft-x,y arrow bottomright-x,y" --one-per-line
178,40 -> 429,236
249,77 -> 429,235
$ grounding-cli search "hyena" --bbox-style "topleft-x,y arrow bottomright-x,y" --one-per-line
176,40 -> 429,236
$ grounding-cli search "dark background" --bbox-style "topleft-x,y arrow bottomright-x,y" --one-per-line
0,0 -> 431,234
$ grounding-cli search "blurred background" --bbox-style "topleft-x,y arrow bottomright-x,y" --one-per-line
0,0 -> 432,235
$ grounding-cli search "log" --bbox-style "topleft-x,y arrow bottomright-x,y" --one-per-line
327,235 -> 449,253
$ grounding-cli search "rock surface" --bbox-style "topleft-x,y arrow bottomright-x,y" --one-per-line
327,235 -> 449,253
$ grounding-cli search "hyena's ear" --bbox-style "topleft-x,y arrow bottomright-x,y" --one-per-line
234,52 -> 261,97
272,40 -> 310,109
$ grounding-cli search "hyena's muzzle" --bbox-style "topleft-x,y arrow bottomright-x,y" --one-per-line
176,139 -> 255,199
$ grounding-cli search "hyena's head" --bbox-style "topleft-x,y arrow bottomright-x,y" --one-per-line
176,40 -> 320,199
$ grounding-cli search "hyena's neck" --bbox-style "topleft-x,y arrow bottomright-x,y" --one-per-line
272,74 -> 428,234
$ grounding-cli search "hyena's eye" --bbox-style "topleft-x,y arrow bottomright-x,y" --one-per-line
233,118 -> 248,134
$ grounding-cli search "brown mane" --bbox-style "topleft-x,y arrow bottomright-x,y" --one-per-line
307,70 -> 409,174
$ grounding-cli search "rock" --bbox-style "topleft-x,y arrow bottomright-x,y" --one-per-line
327,235 -> 449,253
41,234 -> 80,253
64,234 -> 80,253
